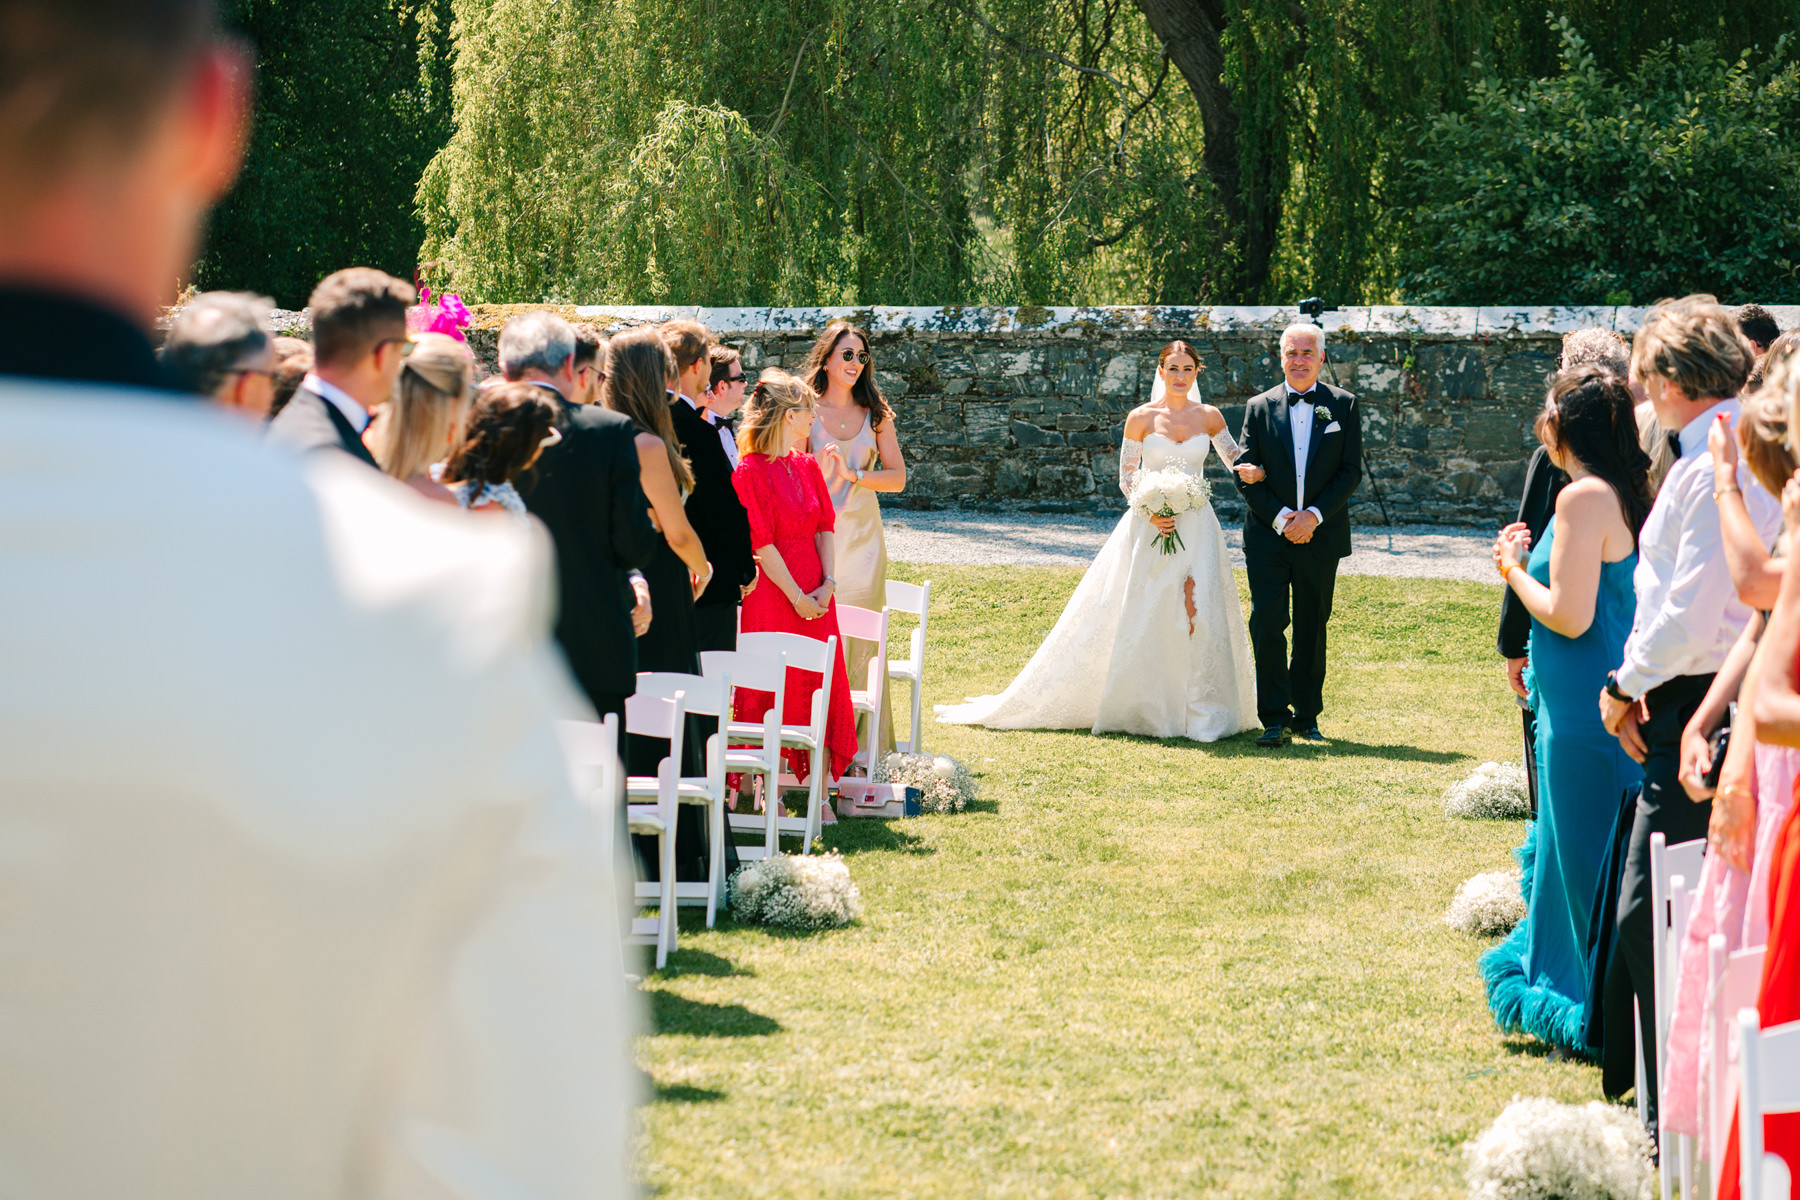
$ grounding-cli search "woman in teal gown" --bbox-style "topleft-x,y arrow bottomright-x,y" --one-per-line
1483,366 -> 1652,1053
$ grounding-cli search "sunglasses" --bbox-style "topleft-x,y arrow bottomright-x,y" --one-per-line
375,337 -> 417,358
838,349 -> 870,365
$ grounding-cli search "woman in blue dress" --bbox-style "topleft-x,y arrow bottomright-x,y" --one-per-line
1484,365 -> 1653,1052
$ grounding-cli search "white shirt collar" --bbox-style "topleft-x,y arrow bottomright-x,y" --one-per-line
1677,397 -> 1737,457
304,373 -> 370,433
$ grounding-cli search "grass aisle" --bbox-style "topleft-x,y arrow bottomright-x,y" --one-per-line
638,565 -> 1605,1197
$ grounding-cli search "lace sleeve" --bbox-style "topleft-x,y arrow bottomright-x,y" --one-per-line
1211,428 -> 1245,465
1119,437 -> 1143,497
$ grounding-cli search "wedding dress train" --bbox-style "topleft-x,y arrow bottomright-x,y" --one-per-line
935,432 -> 1257,741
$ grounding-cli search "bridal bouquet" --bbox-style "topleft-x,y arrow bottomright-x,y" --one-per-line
1129,467 -> 1211,555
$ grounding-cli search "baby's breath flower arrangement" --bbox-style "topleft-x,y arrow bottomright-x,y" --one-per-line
1446,869 -> 1526,937
1465,1097 -> 1654,1200
1444,760 -> 1532,820
872,751 -> 978,814
728,852 -> 862,929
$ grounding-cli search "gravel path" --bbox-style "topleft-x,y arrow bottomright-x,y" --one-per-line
883,510 -> 1498,582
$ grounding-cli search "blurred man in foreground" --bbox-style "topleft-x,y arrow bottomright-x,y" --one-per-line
0,2 -> 636,1196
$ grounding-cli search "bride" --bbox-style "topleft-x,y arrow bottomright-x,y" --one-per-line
936,341 -> 1261,741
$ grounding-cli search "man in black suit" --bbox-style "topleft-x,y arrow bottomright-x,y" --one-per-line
670,343 -> 758,653
1234,322 -> 1363,747
266,268 -> 414,468
502,312 -> 659,722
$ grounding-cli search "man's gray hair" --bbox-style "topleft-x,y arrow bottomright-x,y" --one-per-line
499,311 -> 577,379
1560,327 -> 1629,375
159,291 -> 275,399
1280,322 -> 1325,351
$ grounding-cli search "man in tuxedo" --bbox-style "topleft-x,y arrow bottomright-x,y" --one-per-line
1234,322 -> 1363,747
668,340 -> 757,652
503,311 -> 660,723
266,267 -> 416,468
0,1 -> 636,1192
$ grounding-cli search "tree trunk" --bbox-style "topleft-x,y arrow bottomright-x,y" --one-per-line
1129,0 -> 1278,300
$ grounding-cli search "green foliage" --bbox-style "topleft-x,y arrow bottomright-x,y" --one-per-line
198,0 -> 454,308
420,0 -> 1231,305
1396,19 -> 1800,304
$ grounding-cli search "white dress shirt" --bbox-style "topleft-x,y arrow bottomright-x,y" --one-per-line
1274,388 -> 1326,533
0,382 -> 636,1198
301,371 -> 370,432
1614,397 -> 1783,698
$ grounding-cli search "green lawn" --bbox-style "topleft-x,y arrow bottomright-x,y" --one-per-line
636,565 -> 1605,1198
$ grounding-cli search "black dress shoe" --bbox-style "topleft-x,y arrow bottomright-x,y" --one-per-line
1255,724 -> 1289,747
1288,723 -> 1326,742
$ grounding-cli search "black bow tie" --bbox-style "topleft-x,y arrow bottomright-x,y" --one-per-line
719,416 -> 738,432
1286,389 -> 1315,407
1667,431 -> 1683,460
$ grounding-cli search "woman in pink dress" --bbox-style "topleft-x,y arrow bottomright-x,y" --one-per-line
731,369 -> 859,784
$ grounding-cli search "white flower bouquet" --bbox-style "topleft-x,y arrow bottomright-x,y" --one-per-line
1445,869 -> 1526,937
873,751 -> 978,814
1444,760 -> 1532,820
1465,1096 -> 1654,1200
1128,466 -> 1211,555
728,851 -> 862,929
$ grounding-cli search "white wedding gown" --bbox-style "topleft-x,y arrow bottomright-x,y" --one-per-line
936,432 -> 1258,741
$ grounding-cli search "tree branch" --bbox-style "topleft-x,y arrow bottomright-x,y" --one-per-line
767,31 -> 815,140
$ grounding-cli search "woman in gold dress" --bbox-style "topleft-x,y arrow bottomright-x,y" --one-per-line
804,320 -> 907,764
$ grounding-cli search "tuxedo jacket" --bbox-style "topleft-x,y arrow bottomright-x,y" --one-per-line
1234,380 -> 1362,560
516,394 -> 660,701
1496,445 -> 1568,658
265,385 -> 381,469
668,397 -> 755,608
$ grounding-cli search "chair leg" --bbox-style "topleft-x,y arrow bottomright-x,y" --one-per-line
805,764 -> 825,852
763,774 -> 779,858
909,677 -> 924,757
658,828 -> 676,969
706,798 -> 723,928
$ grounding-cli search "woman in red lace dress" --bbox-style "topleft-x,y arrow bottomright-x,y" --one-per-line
731,369 -> 859,784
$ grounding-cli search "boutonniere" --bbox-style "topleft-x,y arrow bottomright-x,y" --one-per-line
1315,404 -> 1333,424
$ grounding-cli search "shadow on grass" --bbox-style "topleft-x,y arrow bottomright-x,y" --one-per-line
660,945 -> 754,977
649,989 -> 783,1037
825,818 -> 935,857
1087,728 -> 1467,764
652,1081 -> 728,1104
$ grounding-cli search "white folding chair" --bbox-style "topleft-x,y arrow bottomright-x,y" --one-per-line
734,630 -> 838,852
555,712 -> 622,865
1737,1009 -> 1800,1200
636,671 -> 732,928
885,579 -> 931,754
624,691 -> 685,969
701,648 -> 787,861
835,603 -> 891,780
1708,936 -> 1769,1190
1648,832 -> 1705,1199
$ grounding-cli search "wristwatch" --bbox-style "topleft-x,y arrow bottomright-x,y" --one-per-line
854,467 -> 866,486
1604,671 -> 1636,705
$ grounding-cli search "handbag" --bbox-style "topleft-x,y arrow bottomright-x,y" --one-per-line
1701,700 -> 1735,790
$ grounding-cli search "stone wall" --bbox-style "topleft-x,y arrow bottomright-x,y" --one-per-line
359,303 -> 1800,526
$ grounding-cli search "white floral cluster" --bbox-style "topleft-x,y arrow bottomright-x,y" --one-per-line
1445,761 -> 1532,820
1446,869 -> 1526,937
728,852 -> 863,929
872,751 -> 979,814
1129,466 -> 1212,519
1129,467 -> 1211,554
1465,1097 -> 1654,1200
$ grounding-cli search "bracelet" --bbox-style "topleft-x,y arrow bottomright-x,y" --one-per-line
1716,784 -> 1751,801
854,468 -> 866,487
1715,483 -> 1740,500
1502,564 -> 1523,584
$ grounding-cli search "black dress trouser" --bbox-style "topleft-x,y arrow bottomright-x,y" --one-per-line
1244,540 -> 1340,729
1599,672 -> 1714,1131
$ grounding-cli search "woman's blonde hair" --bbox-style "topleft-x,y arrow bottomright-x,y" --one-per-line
368,331 -> 471,482
602,327 -> 693,493
1629,294 -> 1755,402
1737,385 -> 1798,498
737,368 -> 816,458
